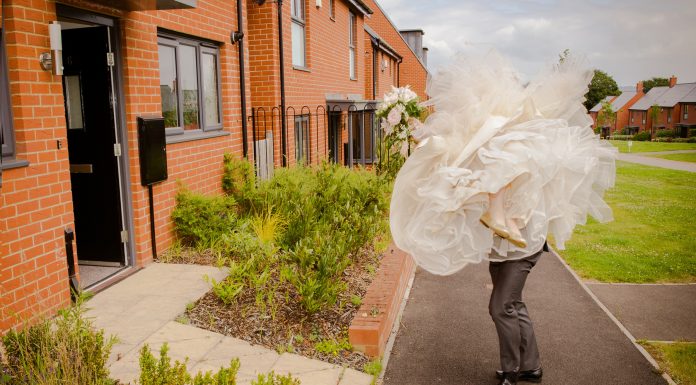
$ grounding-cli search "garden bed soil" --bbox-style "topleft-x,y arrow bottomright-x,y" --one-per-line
179,243 -> 383,372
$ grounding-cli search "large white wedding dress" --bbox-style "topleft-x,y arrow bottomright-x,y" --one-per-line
390,53 -> 618,276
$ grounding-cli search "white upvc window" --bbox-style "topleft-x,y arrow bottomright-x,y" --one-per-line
349,12 -> 356,79
684,105 -> 689,120
291,0 -> 306,68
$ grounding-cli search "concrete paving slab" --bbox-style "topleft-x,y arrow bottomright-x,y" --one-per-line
383,253 -> 668,385
587,283 -> 696,341
271,352 -> 339,374
339,368 -> 374,385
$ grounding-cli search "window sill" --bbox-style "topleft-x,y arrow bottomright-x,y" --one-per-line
0,157 -> 30,170
293,66 -> 311,73
166,130 -> 229,145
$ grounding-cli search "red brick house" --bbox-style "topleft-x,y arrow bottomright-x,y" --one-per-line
589,95 -> 617,135
629,77 -> 696,137
677,86 -> 696,135
0,0 -> 427,333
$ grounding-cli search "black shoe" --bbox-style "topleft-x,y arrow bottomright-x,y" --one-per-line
497,371 -> 518,385
496,367 -> 542,383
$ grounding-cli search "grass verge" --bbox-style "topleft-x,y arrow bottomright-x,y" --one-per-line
609,140 -> 696,153
639,341 -> 696,385
558,161 -> 696,283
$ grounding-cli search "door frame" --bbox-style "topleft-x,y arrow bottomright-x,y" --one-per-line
57,4 -> 136,268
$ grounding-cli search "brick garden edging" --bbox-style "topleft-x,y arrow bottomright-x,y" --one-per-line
349,243 -> 416,357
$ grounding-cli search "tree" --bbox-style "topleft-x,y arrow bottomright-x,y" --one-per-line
584,70 -> 620,112
649,104 -> 661,137
642,77 -> 669,93
597,100 -> 617,135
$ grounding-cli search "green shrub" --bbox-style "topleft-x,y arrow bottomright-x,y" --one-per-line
251,372 -> 300,385
656,129 -> 676,138
172,190 -> 238,247
314,337 -> 352,356
673,137 -> 696,143
174,162 -> 390,314
689,128 -> 696,138
363,358 -> 383,384
620,127 -> 632,135
1,295 -> 116,385
609,135 -> 632,141
633,131 -> 651,141
222,154 -> 256,209
138,343 -> 240,385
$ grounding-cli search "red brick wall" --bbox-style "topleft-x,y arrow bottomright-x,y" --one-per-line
1,0 -> 74,332
613,91 -> 644,132
1,0 -> 250,333
363,0 -> 428,100
680,103 -> 696,125
628,110 -> 647,132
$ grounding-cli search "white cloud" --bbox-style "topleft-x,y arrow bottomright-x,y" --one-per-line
376,0 -> 696,85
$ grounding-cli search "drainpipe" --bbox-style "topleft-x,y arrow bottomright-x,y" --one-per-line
234,0 -> 249,158
277,0 -> 288,166
396,57 -> 403,87
372,39 -> 378,100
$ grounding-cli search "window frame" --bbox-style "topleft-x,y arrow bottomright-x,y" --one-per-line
349,110 -> 377,165
348,12 -> 356,80
291,0 -> 307,68
684,105 -> 689,120
1,25 -> 16,161
667,108 -> 672,123
294,114 -> 310,164
157,33 -> 223,139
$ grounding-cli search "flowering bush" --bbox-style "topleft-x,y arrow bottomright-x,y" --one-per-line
375,86 -> 427,178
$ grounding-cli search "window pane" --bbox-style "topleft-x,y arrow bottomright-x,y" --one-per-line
292,22 -> 305,67
64,75 -> 84,130
158,44 -> 179,128
349,48 -> 355,79
291,0 -> 304,19
180,44 -> 199,130
201,52 -> 220,126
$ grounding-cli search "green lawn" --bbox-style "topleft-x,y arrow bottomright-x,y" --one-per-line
640,341 -> 696,385
558,161 -> 696,283
609,140 -> 696,153
650,153 -> 696,163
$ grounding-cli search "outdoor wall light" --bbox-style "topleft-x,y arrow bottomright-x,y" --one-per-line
40,21 -> 63,75
316,0 -> 322,8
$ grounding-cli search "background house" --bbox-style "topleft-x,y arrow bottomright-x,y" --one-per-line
629,77 -> 696,136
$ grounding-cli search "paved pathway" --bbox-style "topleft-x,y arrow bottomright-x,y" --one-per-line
87,263 -> 372,385
637,150 -> 696,155
383,253 -> 667,385
586,283 -> 696,341
618,153 -> 696,172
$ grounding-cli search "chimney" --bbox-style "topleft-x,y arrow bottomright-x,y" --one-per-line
636,81 -> 644,94
400,29 -> 424,60
669,76 -> 677,88
422,47 -> 429,67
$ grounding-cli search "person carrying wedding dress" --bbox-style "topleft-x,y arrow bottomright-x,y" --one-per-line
388,52 -> 617,385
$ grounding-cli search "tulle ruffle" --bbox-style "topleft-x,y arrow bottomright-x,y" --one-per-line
390,52 -> 617,276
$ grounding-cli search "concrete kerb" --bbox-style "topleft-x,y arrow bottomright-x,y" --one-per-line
376,259 -> 416,385
550,248 -> 677,385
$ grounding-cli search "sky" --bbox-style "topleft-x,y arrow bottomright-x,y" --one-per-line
375,0 -> 696,86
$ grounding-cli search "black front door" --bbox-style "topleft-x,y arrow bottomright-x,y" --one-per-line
63,26 -> 124,264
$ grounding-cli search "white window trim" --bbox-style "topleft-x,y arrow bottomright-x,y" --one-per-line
349,12 -> 356,80
291,0 -> 307,68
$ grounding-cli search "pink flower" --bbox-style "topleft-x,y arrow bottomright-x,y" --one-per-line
388,104 -> 405,126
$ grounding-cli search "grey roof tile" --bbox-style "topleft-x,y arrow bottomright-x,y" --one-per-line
630,86 -> 670,111
610,91 -> 638,111
653,83 -> 696,107
590,95 -> 615,112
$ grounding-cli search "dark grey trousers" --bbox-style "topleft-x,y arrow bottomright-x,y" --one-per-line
488,250 -> 542,373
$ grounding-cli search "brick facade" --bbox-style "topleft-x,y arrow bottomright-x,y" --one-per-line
0,0 -> 427,333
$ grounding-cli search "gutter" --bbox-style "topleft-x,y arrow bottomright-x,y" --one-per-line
277,0 -> 287,166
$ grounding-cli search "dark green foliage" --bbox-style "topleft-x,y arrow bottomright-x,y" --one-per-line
173,158 -> 390,314
641,77 -> 669,93
656,129 -> 676,138
172,190 -> 238,246
610,135 -> 632,141
222,154 -> 256,209
689,129 -> 696,138
138,343 -> 240,385
584,69 -> 620,112
633,131 -> 652,141
673,137 -> 696,143
1,296 -> 116,385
